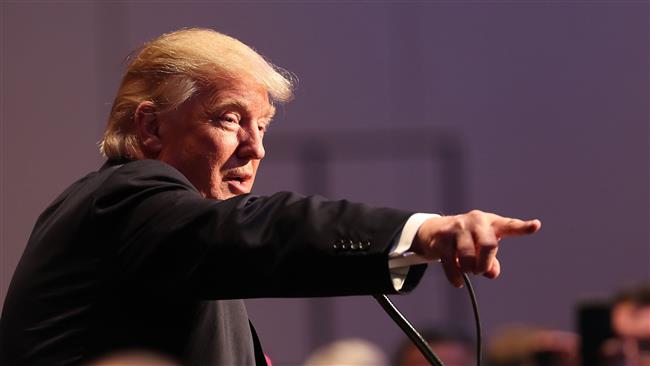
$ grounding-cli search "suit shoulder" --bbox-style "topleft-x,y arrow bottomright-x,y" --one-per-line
102,159 -> 197,192
92,160 -> 200,211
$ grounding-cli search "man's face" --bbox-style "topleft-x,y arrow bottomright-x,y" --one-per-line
155,77 -> 274,199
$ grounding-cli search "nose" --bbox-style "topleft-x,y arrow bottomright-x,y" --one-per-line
237,126 -> 265,160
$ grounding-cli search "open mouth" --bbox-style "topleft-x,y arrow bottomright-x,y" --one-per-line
224,173 -> 252,194
225,174 -> 251,183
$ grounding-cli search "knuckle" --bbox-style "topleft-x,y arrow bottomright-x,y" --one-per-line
479,241 -> 498,250
467,210 -> 489,226
469,209 -> 484,218
451,218 -> 466,231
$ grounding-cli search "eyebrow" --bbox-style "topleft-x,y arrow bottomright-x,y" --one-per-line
208,98 -> 276,122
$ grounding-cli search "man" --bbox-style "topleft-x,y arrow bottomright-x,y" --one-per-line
0,28 -> 540,366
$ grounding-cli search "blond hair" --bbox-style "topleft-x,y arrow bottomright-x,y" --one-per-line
99,28 -> 295,160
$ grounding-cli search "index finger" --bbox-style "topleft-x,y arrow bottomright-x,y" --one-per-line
492,217 -> 541,238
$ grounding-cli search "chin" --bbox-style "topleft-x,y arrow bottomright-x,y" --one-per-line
205,183 -> 252,200
209,192 -> 234,200
208,188 -> 239,200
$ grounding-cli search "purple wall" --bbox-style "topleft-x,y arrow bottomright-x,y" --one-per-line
2,2 -> 648,364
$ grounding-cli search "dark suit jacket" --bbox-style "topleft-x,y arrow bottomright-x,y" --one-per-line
0,159 -> 426,366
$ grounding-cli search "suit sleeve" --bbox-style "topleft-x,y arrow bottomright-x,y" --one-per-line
92,160 -> 427,300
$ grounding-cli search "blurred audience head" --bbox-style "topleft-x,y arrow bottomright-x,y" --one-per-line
394,325 -> 474,366
303,338 -> 388,366
611,284 -> 650,339
486,325 -> 578,366
601,284 -> 650,366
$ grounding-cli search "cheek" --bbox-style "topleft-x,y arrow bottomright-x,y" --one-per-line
208,133 -> 237,161
184,127 -> 235,163
160,128 -> 231,186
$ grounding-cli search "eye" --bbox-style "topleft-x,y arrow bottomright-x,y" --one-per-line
220,112 -> 241,124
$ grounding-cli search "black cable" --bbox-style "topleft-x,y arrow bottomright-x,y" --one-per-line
462,273 -> 482,366
373,294 -> 445,366
374,273 -> 483,366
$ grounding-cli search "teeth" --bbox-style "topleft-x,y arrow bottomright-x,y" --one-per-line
226,176 -> 248,183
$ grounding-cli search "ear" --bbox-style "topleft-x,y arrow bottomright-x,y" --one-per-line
133,101 -> 163,158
